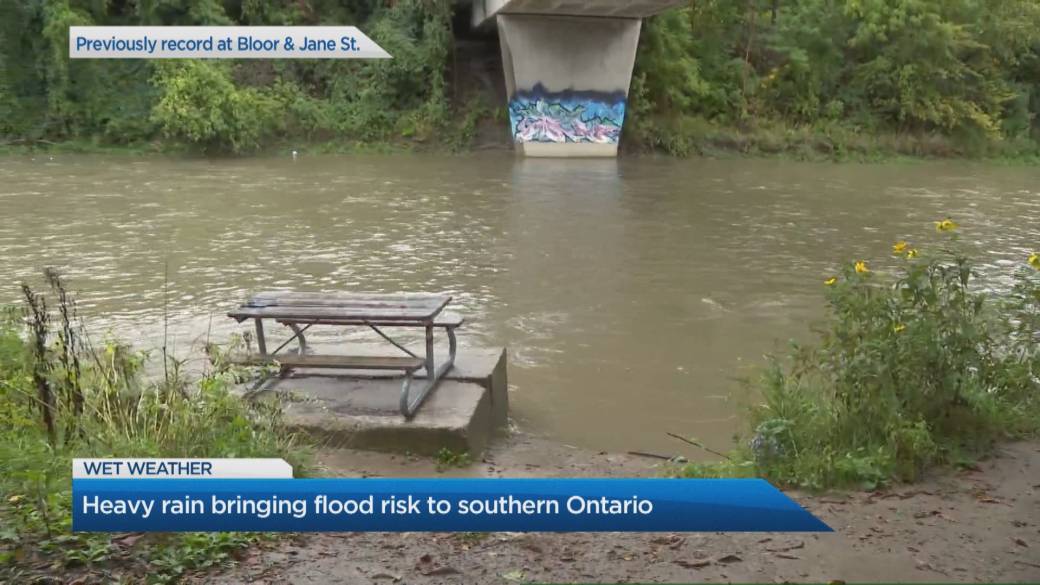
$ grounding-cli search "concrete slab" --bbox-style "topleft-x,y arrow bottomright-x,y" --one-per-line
248,348 -> 508,456
520,142 -> 619,158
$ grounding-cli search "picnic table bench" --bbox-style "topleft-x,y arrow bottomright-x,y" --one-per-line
227,291 -> 463,419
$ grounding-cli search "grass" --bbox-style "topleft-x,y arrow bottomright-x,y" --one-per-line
0,134 -> 500,159
0,138 -> 170,156
454,531 -> 490,547
0,272 -> 310,583
680,223 -> 1040,490
435,447 -> 473,471
5,112 -> 1040,164
627,115 -> 1040,163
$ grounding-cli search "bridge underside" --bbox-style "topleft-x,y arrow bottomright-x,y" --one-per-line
472,0 -> 680,24
473,0 -> 681,158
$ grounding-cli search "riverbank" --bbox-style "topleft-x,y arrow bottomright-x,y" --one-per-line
199,434 -> 1040,584
626,117 -> 1040,163
0,288 -> 312,585
4,124 -> 1040,164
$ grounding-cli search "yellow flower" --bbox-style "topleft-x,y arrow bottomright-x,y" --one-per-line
934,219 -> 958,232
906,249 -> 919,259
892,241 -> 908,255
824,277 -> 837,286
854,260 -> 870,274
1029,252 -> 1040,270
893,323 -> 906,333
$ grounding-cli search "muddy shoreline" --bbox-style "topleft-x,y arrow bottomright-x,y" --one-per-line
207,433 -> 1040,584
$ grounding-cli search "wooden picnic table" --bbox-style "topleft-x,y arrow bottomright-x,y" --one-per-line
228,291 -> 463,419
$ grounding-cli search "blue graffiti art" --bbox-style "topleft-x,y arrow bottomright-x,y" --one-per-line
509,85 -> 627,144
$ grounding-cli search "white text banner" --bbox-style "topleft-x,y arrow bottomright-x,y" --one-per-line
69,26 -> 391,59
73,458 -> 294,479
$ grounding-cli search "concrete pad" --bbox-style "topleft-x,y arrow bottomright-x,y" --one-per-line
249,348 -> 508,456
520,143 -> 619,158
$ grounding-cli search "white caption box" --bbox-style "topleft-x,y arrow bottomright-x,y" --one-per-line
73,458 -> 294,479
70,26 -> 391,59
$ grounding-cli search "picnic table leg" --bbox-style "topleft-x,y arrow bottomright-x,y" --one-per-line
399,375 -> 415,418
287,323 -> 308,354
246,318 -> 275,395
448,326 -> 457,363
399,324 -> 435,418
399,324 -> 458,419
424,324 -> 435,375
254,319 -> 267,356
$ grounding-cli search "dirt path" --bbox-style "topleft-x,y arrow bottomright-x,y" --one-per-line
210,435 -> 1040,584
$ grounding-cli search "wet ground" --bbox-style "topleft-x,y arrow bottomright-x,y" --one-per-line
205,439 -> 1040,584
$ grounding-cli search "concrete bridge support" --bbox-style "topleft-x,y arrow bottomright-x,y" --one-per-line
497,15 -> 641,157
470,0 -> 682,157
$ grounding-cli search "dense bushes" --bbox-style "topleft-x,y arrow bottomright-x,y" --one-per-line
2,0 -> 1039,156
629,0 -> 1040,157
152,61 -> 283,153
683,223 -> 1040,489
0,274 -> 308,582
0,0 -> 455,153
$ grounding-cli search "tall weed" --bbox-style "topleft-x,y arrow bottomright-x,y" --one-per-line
685,222 -> 1040,489
0,274 -> 309,582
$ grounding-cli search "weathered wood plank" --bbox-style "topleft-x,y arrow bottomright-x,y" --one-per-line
432,312 -> 464,328
247,298 -> 446,309
252,291 -> 448,301
231,354 -> 424,371
228,304 -> 448,322
247,291 -> 450,310
270,312 -> 465,328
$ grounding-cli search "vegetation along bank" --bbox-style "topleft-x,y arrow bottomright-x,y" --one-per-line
2,0 -> 1039,159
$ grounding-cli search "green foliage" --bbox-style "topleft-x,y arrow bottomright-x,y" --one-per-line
4,0 -> 1039,156
0,276 -> 309,582
152,61 -> 282,153
302,0 -> 455,144
0,0 -> 457,152
632,0 -> 1040,157
454,531 -> 490,545
435,447 -> 472,470
684,223 -> 1040,490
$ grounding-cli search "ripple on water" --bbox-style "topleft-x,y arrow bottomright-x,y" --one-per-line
1,155 -> 1039,453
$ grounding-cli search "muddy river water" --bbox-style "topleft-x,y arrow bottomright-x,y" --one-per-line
1,153 -> 1038,453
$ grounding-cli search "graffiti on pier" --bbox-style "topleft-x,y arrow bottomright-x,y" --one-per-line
509,84 -> 627,144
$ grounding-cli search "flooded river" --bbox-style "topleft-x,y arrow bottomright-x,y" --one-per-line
1,154 -> 1038,453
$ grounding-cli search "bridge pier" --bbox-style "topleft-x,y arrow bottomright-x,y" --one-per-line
471,0 -> 682,157
497,15 -> 641,158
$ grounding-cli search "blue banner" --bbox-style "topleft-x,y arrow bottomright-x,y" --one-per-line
72,478 -> 830,532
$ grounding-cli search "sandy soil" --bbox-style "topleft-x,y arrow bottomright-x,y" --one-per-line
209,433 -> 1040,584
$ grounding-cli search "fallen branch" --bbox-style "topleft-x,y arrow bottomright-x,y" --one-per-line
627,451 -> 674,461
666,432 -> 733,461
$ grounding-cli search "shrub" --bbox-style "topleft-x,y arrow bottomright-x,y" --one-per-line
0,273 -> 309,582
151,61 -> 283,153
628,0 -> 1040,156
684,221 -> 1040,490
